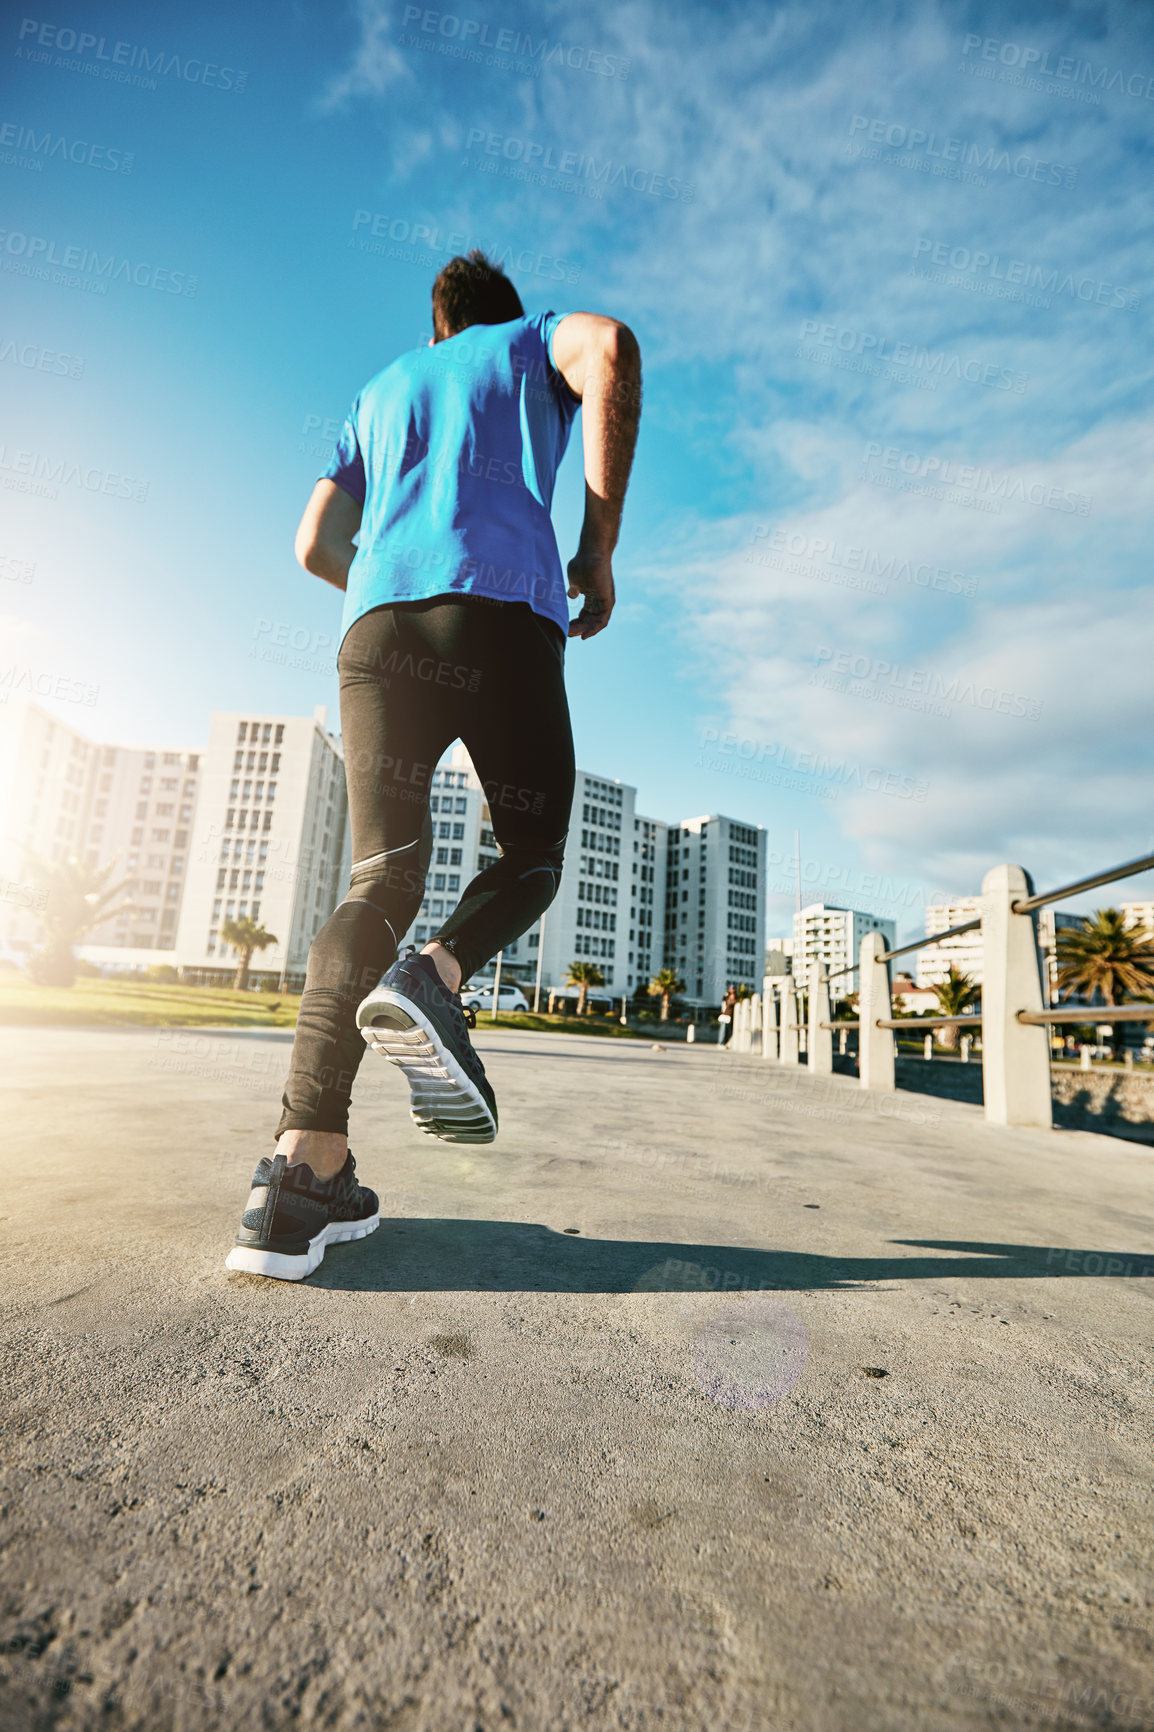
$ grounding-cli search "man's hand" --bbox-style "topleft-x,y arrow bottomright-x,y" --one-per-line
567,549 -> 615,639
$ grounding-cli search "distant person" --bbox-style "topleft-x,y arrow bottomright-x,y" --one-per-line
718,985 -> 737,1045
226,251 -> 641,1280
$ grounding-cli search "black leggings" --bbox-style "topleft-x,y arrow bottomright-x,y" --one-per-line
274,596 -> 575,1141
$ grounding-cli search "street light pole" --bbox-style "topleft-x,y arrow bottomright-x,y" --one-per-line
533,909 -> 546,1013
491,948 -> 502,1021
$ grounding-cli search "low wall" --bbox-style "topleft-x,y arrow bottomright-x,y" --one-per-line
890,1056 -> 1154,1143
1051,1067 -> 1154,1144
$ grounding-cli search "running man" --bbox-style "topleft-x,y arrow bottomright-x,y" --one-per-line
226,251 -> 642,1280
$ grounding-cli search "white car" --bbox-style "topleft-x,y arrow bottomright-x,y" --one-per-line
462,980 -> 531,1014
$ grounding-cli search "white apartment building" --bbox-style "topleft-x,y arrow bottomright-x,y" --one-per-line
764,937 -> 793,976
0,697 -> 200,965
629,813 -> 668,997
1,698 -> 98,962
401,757 -> 671,1003
794,904 -> 896,989
175,707 -> 350,986
537,769 -> 635,998
917,897 -> 1082,999
665,815 -> 767,1005
1122,902 -> 1154,935
81,741 -> 202,956
916,899 -> 984,988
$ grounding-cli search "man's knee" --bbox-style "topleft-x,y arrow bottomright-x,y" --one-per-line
495,834 -> 567,902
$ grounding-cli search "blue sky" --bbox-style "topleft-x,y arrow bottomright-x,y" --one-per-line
3,0 -> 1153,939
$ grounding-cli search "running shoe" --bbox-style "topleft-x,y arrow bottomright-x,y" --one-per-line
356,952 -> 498,1143
224,1149 -> 379,1281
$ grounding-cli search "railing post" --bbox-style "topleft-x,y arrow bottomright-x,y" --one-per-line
750,990 -> 762,1056
779,978 -> 800,1065
734,997 -> 749,1052
808,964 -> 833,1074
981,863 -> 1052,1129
762,982 -> 779,1061
859,931 -> 895,1092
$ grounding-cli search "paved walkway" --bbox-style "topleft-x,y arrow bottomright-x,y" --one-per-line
2,1026 -> 1153,1731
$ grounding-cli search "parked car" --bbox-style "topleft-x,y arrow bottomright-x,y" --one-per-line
462,980 -> 530,1013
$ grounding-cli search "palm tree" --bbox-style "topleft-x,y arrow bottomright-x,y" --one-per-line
929,965 -> 981,1051
219,916 -> 279,992
647,967 -> 685,1022
565,960 -> 605,1016
1057,908 -> 1154,1057
25,852 -> 138,987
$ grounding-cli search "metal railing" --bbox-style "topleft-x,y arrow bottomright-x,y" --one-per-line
730,848 -> 1154,1128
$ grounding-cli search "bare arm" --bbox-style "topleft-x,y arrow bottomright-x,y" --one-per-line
550,312 -> 642,640
294,480 -> 363,591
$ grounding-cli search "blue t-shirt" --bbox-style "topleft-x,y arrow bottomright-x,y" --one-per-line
323,311 -> 580,649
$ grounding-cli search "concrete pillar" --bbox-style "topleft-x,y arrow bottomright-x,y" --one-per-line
762,985 -> 779,1062
808,964 -> 833,1074
779,979 -> 800,1066
960,1034 -> 972,1064
750,991 -> 762,1057
923,1033 -> 933,1061
1080,1044 -> 1092,1071
733,997 -> 747,1053
981,863 -> 1052,1129
858,931 -> 895,1092
838,1027 -> 847,1056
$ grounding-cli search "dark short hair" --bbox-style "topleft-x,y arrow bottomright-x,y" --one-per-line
431,249 -> 524,340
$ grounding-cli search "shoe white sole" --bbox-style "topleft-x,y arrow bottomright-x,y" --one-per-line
224,1211 -> 379,1281
356,986 -> 497,1144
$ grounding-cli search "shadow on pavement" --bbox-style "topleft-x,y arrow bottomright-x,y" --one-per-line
305,1222 -> 1154,1292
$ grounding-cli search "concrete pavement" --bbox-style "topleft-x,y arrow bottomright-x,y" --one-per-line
2,1025 -> 1153,1730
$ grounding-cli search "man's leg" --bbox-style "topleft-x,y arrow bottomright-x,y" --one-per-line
430,601 -> 575,983
349,598 -> 573,1144
271,605 -> 454,1175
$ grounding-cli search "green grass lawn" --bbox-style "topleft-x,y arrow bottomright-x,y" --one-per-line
0,972 -> 302,1029
0,972 -> 680,1038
